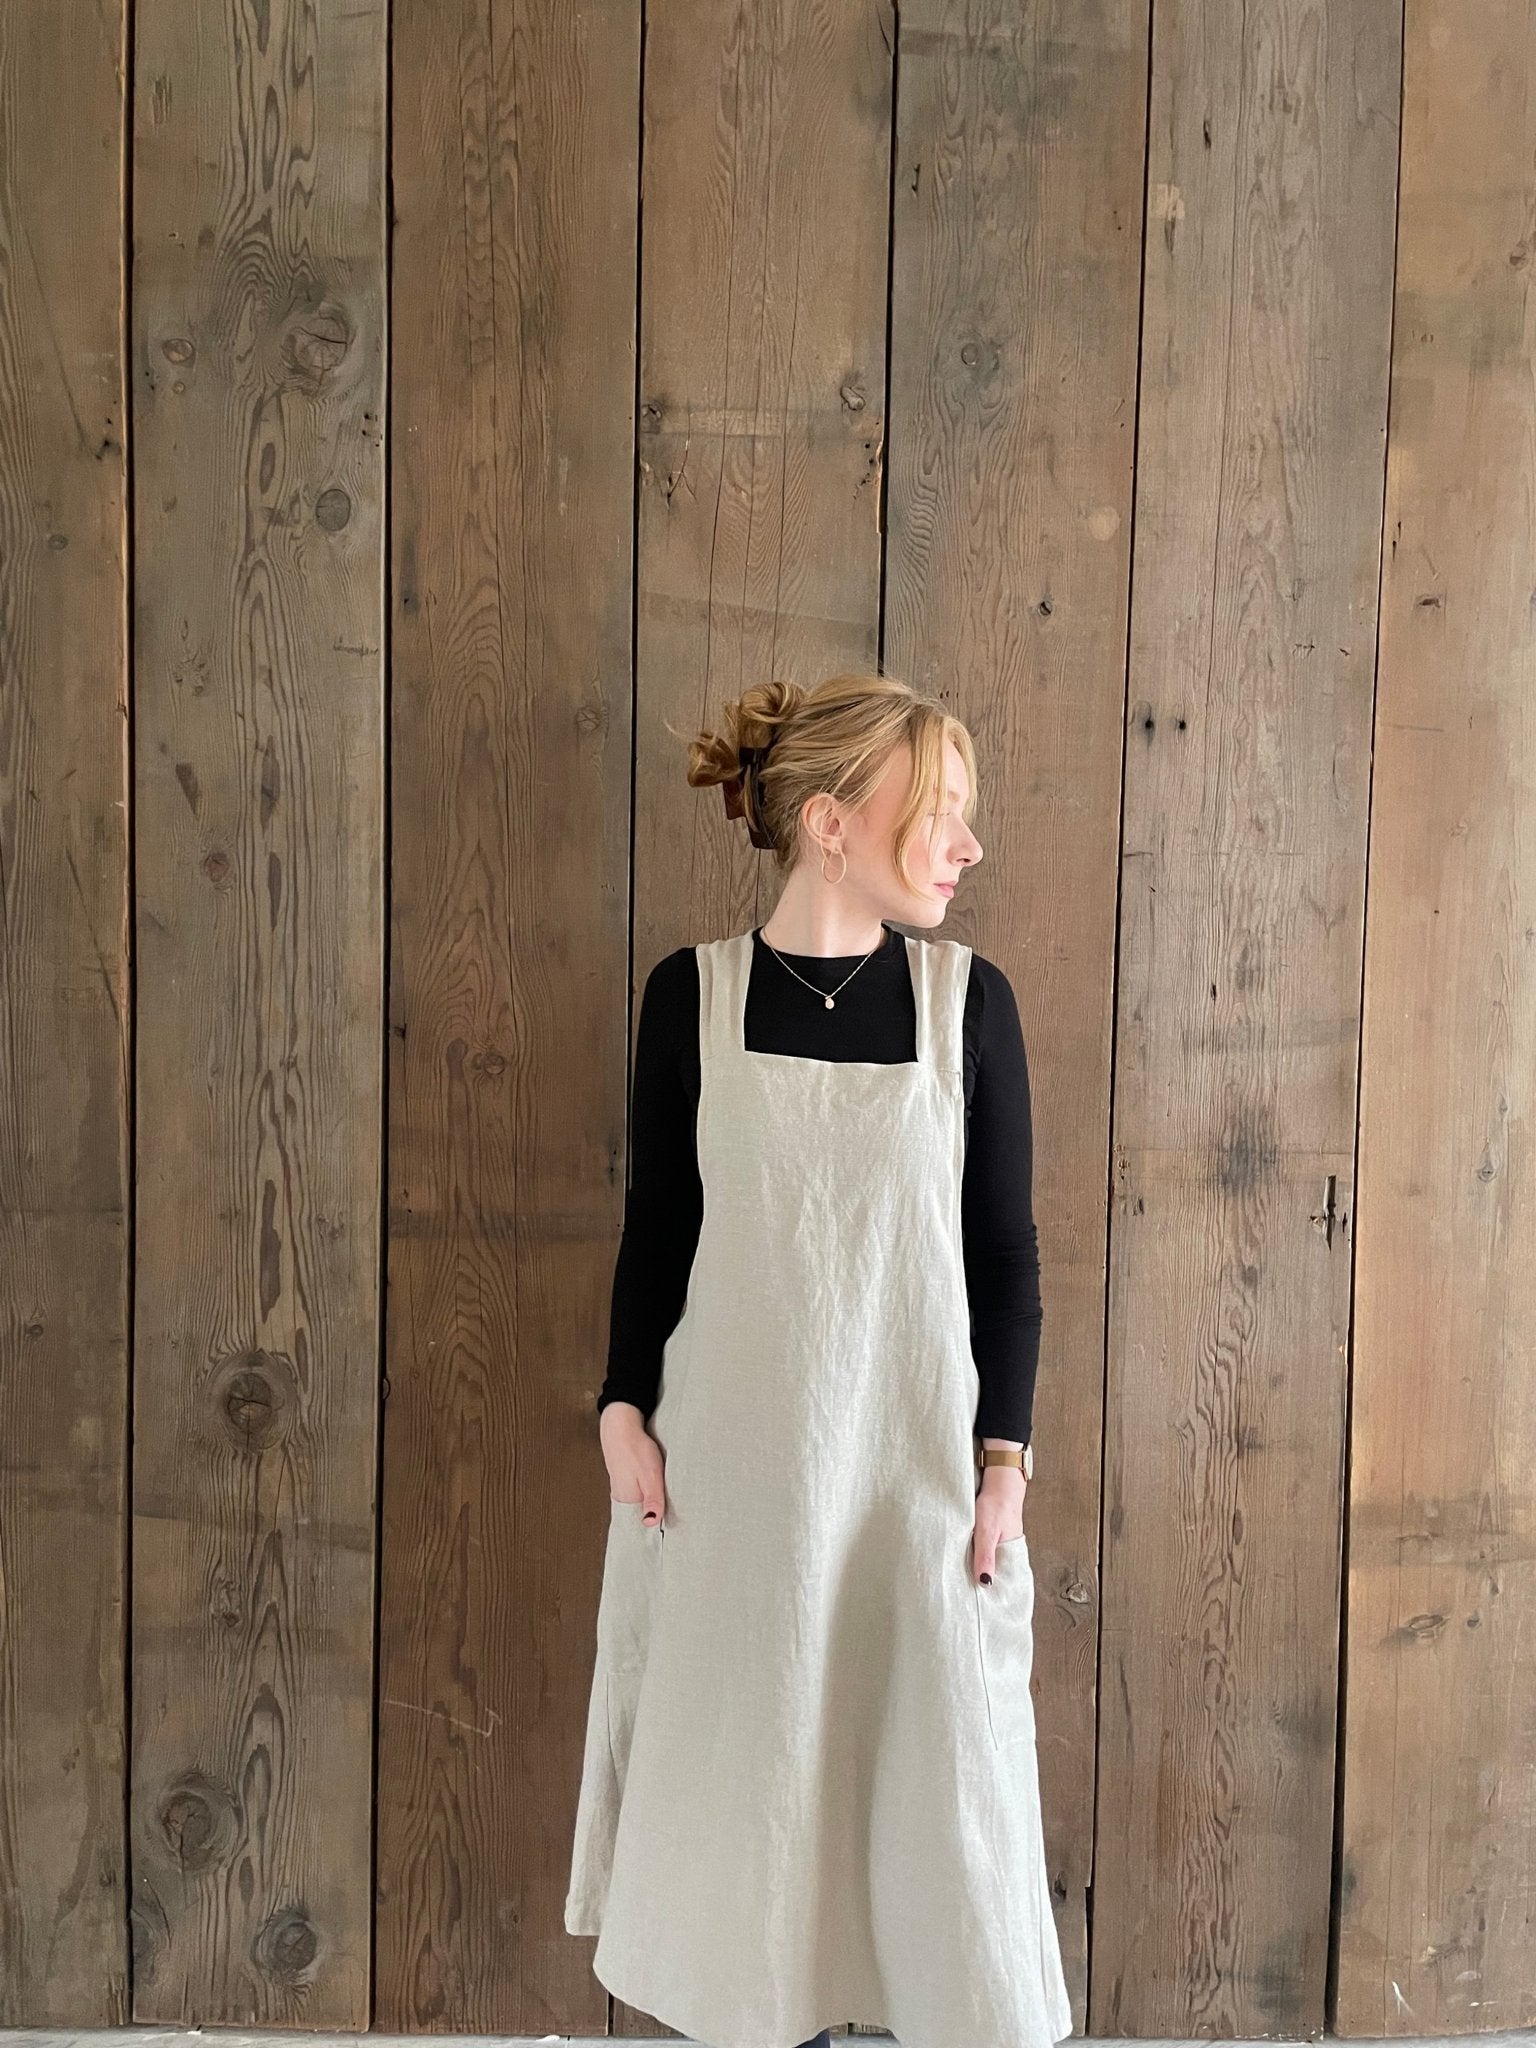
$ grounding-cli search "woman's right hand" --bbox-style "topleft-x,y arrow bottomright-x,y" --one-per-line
598,1400 -> 668,1526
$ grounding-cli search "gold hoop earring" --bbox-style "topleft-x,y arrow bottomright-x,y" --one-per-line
820,846 -> 847,885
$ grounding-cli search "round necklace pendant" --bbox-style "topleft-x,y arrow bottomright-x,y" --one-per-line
825,995 -> 835,1010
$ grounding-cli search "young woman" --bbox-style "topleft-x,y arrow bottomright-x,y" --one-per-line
565,673 -> 1072,2048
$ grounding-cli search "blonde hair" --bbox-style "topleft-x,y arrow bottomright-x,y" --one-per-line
684,671 -> 978,890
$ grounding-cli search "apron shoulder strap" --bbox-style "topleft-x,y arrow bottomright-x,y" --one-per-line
697,933 -> 750,1064
915,935 -> 971,1076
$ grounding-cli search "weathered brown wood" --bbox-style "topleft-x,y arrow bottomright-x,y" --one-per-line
374,0 -> 639,2029
885,5 -> 1151,2028
1093,0 -> 1400,2034
6,1 -> 1532,2036
1336,0 -> 1536,2030
0,0 -> 131,2022
621,0 -> 897,2030
128,0 -> 386,2022
631,0 -> 894,986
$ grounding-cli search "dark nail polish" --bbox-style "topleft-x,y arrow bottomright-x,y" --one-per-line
980,1572 -> 991,1585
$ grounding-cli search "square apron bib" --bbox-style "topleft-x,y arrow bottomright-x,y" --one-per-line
565,929 -> 1072,2048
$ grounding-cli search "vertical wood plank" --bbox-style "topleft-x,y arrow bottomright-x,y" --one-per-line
129,0 -> 386,2021
1094,0 -> 1400,2033
0,0 -> 131,2021
632,0 -> 894,980
624,0 -> 896,2030
885,3 -> 1152,2025
1337,0 -> 1536,2029
376,0 -> 638,2027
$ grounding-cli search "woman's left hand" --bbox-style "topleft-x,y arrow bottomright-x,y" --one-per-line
972,1468 -> 1027,1586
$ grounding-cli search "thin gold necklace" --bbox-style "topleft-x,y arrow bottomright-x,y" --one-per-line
758,924 -> 888,1010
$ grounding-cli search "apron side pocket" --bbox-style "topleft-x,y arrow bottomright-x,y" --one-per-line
568,1502 -> 667,1929
565,1641 -> 622,1932
596,1498 -> 667,1782
974,1530 -> 1038,1750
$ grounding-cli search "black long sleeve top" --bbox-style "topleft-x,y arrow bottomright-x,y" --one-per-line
596,920 -> 1042,1446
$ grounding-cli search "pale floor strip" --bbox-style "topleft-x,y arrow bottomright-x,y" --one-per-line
7,2032 -> 1536,2048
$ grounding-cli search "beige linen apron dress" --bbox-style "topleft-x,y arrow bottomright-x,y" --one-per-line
565,929 -> 1072,2048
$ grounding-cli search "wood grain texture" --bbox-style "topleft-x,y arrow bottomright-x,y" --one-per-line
1337,0 -> 1536,2030
0,0 -> 131,2021
631,0 -> 894,983
1093,0 -> 1400,2034
375,0 -> 638,2028
128,0 -> 386,2021
5,0 -> 1534,2035
885,3 -> 1151,2026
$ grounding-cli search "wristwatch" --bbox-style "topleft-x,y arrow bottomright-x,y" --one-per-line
976,1442 -> 1034,1479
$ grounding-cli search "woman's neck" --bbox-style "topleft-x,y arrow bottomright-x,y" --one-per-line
758,902 -> 891,958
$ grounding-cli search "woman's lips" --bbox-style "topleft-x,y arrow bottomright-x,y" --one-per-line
935,882 -> 956,897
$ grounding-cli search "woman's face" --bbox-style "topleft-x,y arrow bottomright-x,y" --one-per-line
805,735 -> 983,929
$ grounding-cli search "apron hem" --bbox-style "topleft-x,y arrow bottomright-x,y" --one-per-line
587,1953 -> 891,2048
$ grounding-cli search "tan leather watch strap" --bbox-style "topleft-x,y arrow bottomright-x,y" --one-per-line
975,1442 -> 1035,1479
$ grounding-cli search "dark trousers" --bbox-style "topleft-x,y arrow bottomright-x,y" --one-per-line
791,2032 -> 832,2048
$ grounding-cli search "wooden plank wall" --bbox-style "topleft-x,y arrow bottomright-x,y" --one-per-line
0,0 -> 131,2023
2,0 -> 1534,2038
127,0 -> 386,2023
1337,0 -> 1536,2030
376,0 -> 638,2029
1094,0 -> 1401,2034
